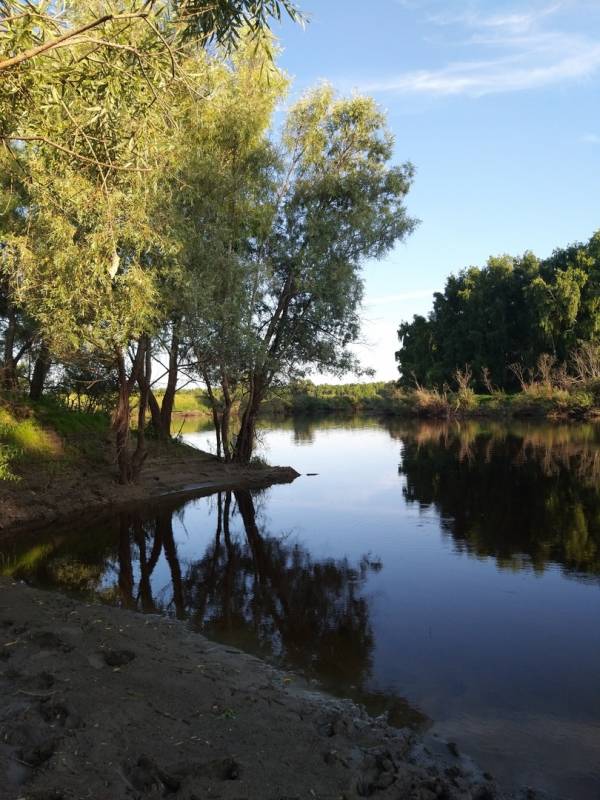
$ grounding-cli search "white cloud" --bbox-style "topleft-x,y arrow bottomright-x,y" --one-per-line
428,1 -> 567,35
359,2 -> 600,97
362,45 -> 600,96
582,132 -> 600,143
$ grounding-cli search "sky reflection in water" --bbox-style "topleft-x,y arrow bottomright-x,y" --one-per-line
3,417 -> 600,799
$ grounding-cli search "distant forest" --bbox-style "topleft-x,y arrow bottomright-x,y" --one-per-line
396,231 -> 600,391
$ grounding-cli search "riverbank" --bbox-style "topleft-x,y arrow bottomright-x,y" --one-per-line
0,400 -> 299,532
0,436 -> 298,533
0,578 -> 555,800
164,383 -> 600,422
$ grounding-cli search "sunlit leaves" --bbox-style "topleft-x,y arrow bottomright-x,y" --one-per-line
396,232 -> 600,390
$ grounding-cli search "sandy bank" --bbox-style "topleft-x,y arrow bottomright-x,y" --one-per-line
0,444 -> 299,533
0,579 -> 556,800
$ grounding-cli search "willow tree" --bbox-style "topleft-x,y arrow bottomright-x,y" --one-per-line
0,1 -> 301,151
165,42 -> 287,456
0,1 -> 301,482
228,87 -> 417,461
0,3 -> 189,480
179,87 -> 416,462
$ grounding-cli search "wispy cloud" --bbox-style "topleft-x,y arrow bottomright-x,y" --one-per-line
581,132 -> 600,144
362,46 -> 600,95
361,1 -> 600,97
428,1 -> 566,35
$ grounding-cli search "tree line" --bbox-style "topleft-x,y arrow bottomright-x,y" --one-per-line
396,231 -> 600,392
0,1 -> 416,482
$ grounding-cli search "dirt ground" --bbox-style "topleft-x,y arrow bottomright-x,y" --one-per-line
0,443 -> 299,532
0,579 -> 557,800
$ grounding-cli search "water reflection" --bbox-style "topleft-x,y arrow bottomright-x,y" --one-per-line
3,417 -> 600,797
1,488 -> 425,727
393,420 -> 600,578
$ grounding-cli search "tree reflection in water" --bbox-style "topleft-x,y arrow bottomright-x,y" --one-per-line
185,490 -> 374,689
4,487 -> 423,727
116,489 -> 424,727
394,420 -> 600,578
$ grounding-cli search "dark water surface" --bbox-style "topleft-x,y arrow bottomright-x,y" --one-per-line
3,417 -> 600,799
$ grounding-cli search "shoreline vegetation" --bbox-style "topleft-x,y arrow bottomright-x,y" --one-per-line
1,378 -> 598,531
162,372 -> 600,422
0,397 -> 299,532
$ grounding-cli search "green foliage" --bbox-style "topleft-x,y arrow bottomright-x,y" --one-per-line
268,377 -> 600,421
176,0 -> 302,46
259,86 -> 416,380
262,381 -> 409,416
0,1 -> 303,363
0,1 -> 302,164
396,231 -> 600,392
0,3 -> 421,471
153,388 -> 212,415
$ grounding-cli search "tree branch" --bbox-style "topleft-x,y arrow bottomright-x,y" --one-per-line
1,136 -> 151,171
0,12 -> 150,72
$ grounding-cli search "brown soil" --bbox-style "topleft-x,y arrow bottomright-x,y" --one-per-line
0,443 -> 299,533
0,578 -> 547,800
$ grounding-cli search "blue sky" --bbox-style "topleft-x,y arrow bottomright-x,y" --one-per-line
273,0 -> 600,380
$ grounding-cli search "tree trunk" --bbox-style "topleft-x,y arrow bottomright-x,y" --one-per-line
158,327 -> 180,439
202,370 -> 222,458
131,335 -> 151,481
233,374 -> 264,463
114,352 -> 133,485
147,390 -> 163,434
221,373 -> 233,462
2,309 -> 17,392
113,341 -> 145,485
29,342 -> 51,401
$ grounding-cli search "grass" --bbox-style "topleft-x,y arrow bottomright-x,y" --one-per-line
0,405 -> 59,481
152,389 -> 212,415
0,398 -> 110,482
36,399 -> 109,437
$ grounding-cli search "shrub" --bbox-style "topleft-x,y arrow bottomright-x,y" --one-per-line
409,385 -> 451,417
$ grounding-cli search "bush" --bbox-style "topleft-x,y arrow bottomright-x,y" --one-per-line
409,386 -> 451,417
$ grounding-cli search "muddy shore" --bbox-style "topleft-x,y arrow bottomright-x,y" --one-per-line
0,578 -> 556,800
0,444 -> 299,533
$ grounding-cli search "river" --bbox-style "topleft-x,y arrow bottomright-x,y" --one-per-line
3,416 -> 600,799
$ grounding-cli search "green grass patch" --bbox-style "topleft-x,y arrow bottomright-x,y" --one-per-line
34,398 -> 109,436
152,389 -> 212,415
0,398 -> 110,481
0,405 -> 57,481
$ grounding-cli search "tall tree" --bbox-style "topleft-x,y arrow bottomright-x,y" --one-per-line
0,2 -> 301,481
171,40 -> 287,455
184,85 -> 416,462
231,87 -> 417,461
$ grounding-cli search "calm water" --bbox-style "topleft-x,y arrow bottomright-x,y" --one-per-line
2,417 -> 600,799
